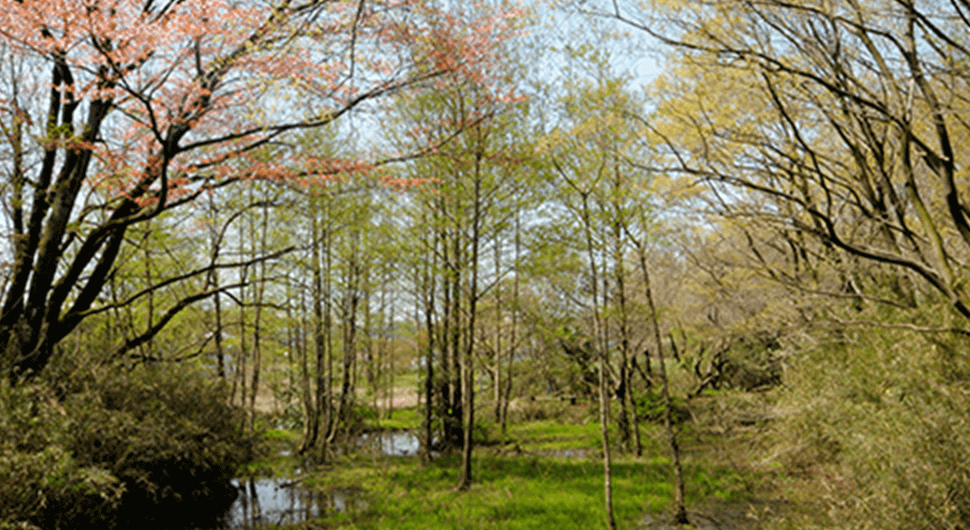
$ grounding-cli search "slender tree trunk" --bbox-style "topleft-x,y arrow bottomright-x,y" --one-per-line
345,233 -> 364,442
420,210 -> 440,463
322,213 -> 337,456
597,332 -> 617,530
298,282 -> 317,454
303,213 -> 325,454
142,228 -> 154,361
501,213 -> 521,436
437,214 -> 457,450
214,288 -> 225,379
248,197 -> 269,433
366,288 -> 378,415
423,286 -> 436,464
332,258 -> 359,446
439,197 -> 464,451
449,224 -> 464,450
493,233 -> 503,424
439,262 -> 453,445
386,284 -> 395,420
458,166 -> 483,491
637,246 -> 689,525
577,190 -> 617,530
237,214 -> 249,429
611,181 -> 641,456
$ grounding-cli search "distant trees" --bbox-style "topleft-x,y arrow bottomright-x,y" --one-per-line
388,30 -> 536,487
540,48 -> 696,524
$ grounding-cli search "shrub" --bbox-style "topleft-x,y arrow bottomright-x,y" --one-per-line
634,390 -> 691,425
772,323 -> 970,529
0,360 -> 253,530
0,382 -> 125,529
722,333 -> 784,391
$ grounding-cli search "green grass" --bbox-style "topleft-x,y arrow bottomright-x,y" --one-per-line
374,406 -> 423,431
263,427 -> 302,442
238,426 -> 304,478
238,394 -> 785,529
301,455 -> 648,529
500,416 -> 672,458
296,451 -> 752,529
284,420 -> 754,530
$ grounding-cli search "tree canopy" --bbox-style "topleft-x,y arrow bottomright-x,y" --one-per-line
0,0 -> 520,382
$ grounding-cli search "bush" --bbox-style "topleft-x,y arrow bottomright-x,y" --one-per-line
634,390 -> 691,425
510,397 -> 580,424
723,333 -> 784,391
772,323 -> 970,529
340,400 -> 379,435
0,361 -> 253,530
0,382 -> 126,529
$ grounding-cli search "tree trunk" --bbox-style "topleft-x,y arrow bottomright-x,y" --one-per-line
577,188 -> 617,530
501,212 -> 521,436
611,179 -> 642,457
637,245 -> 689,525
458,164 -> 484,491
248,196 -> 269,433
298,283 -> 317,454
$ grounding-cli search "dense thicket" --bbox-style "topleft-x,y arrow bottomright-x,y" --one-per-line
0,350 -> 251,530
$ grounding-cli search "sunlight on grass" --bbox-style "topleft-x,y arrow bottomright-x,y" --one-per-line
375,406 -> 422,431
293,432 -> 754,529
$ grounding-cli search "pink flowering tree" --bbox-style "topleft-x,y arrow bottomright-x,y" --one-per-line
0,0 -> 520,382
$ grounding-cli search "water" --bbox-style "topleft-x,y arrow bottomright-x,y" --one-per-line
357,431 -> 421,456
223,431 -> 419,528
226,479 -> 366,529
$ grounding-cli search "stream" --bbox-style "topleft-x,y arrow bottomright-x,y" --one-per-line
222,431 -> 420,529
356,430 -> 421,457
225,479 -> 365,529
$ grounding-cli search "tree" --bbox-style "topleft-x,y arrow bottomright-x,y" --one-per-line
395,88 -> 529,488
540,44 -> 698,523
384,7 -> 533,487
542,71 -> 639,530
581,0 -> 970,526
603,0 -> 970,328
0,0 -> 521,383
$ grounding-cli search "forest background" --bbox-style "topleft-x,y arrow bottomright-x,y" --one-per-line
1,0 -> 969,529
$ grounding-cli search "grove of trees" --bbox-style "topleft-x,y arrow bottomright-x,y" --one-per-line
3,0 -> 970,529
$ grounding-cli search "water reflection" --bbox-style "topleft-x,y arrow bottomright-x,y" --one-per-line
223,431 -> 418,528
226,479 -> 366,529
357,431 -> 421,456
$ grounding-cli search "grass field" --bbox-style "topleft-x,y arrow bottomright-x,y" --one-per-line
240,396 -> 820,530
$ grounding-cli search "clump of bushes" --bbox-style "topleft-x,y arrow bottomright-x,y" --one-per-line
0,359 -> 253,530
634,390 -> 691,425
0,382 -> 125,530
772,323 -> 970,529
510,397 -> 583,424
722,333 -> 784,391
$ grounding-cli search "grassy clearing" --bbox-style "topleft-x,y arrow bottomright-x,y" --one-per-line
236,392 -> 843,529
247,400 -> 762,530
372,406 -> 423,431
296,449 -> 749,530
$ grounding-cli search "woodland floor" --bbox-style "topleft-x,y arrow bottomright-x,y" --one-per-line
237,388 -> 838,530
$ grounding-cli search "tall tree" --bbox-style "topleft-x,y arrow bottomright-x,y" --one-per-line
0,0 -> 522,383
542,50 -> 695,523
604,0 -> 970,327
385,5 -> 533,488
